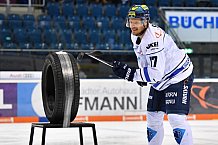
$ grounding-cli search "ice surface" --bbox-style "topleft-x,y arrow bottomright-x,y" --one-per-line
0,121 -> 217,145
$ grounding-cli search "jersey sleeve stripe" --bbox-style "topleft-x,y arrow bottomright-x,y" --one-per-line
161,54 -> 187,80
143,67 -> 151,82
165,58 -> 191,80
153,82 -> 161,87
140,69 -> 145,81
154,65 -> 191,90
152,58 -> 192,89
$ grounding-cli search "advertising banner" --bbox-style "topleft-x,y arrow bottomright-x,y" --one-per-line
17,83 -> 45,117
1,71 -> 218,122
0,71 -> 41,80
0,83 -> 17,116
78,79 -> 149,116
190,82 -> 218,114
165,11 -> 218,42
0,79 -> 150,118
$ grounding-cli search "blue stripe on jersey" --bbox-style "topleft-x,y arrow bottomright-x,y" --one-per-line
153,82 -> 160,87
167,58 -> 190,79
165,66 -> 185,80
144,67 -> 151,82
161,54 -> 186,80
140,69 -> 145,81
153,58 -> 191,88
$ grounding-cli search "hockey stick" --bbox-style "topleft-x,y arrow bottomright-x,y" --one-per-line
77,50 -> 102,61
77,50 -> 113,68
77,50 -> 147,86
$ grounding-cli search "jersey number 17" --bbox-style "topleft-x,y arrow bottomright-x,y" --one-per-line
150,56 -> 157,67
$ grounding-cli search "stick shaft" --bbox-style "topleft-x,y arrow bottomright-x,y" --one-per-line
86,54 -> 113,68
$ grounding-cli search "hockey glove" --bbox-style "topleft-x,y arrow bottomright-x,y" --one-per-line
136,81 -> 147,87
112,61 -> 136,82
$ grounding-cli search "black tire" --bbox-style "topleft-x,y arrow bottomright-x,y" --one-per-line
41,52 -> 80,124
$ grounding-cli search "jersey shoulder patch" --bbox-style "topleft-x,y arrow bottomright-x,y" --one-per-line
151,24 -> 164,39
154,29 -> 162,38
149,24 -> 164,39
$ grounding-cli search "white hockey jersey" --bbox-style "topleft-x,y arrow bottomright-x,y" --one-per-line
132,23 -> 193,91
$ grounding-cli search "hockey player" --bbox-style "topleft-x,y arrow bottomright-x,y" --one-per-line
112,5 -> 194,145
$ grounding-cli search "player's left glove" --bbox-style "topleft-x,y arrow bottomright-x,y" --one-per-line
112,61 -> 136,82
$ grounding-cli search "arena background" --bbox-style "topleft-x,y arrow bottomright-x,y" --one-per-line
0,0 -> 218,123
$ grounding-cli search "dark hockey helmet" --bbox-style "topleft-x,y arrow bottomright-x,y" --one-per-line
126,4 -> 150,27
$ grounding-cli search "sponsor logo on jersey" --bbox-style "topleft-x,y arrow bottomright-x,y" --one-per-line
182,58 -> 190,68
182,85 -> 188,104
146,42 -> 158,49
155,29 -> 162,38
166,99 -> 175,104
166,92 -> 178,97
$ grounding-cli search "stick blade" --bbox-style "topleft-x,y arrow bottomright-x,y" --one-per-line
77,52 -> 85,62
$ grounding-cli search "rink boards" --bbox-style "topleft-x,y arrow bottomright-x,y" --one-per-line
0,71 -> 218,123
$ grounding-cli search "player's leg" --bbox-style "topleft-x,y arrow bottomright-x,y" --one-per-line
168,114 -> 193,145
165,73 -> 194,145
147,87 -> 166,145
147,111 -> 164,145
